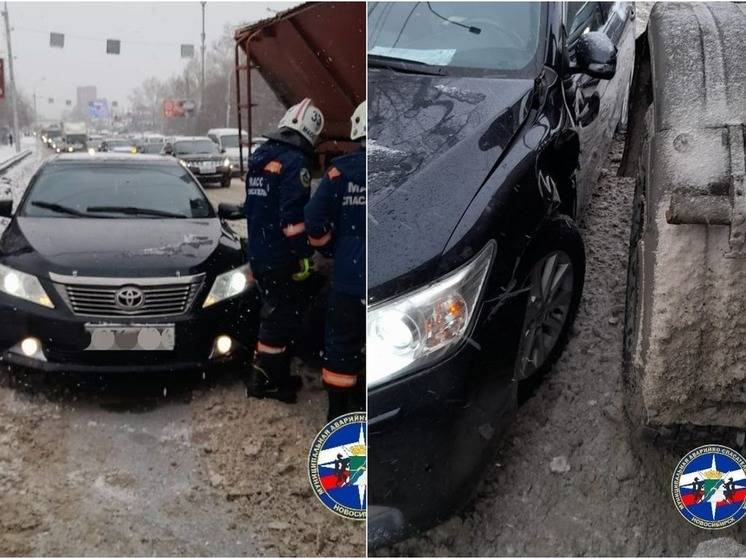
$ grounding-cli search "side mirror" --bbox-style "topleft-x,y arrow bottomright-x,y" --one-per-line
568,31 -> 617,80
220,148 -> 226,154
163,144 -> 174,155
218,203 -> 243,220
0,199 -> 12,218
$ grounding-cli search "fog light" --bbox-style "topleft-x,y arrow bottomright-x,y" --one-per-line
21,337 -> 39,357
215,335 -> 232,355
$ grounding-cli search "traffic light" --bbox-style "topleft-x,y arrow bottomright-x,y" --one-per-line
106,39 -> 120,55
50,33 -> 64,48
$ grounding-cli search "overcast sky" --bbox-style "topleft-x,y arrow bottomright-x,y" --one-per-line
5,1 -> 299,120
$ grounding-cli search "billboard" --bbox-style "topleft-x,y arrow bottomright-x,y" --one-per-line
163,99 -> 195,118
88,100 -> 109,118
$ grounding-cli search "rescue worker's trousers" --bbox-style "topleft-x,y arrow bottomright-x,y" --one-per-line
322,290 -> 365,420
255,271 -> 311,350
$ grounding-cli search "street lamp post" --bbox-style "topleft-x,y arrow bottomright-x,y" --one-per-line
33,77 -> 46,133
225,70 -> 231,127
2,2 -> 20,152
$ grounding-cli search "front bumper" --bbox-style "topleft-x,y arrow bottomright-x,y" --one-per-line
0,289 -> 259,373
368,291 -> 527,548
186,165 -> 232,183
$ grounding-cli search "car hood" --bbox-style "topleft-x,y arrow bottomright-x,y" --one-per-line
368,70 -> 534,302
0,218 -> 236,278
110,146 -> 135,153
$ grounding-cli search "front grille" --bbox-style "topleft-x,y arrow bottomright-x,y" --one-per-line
51,274 -> 204,318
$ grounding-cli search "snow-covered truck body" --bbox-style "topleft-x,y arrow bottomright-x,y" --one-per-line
623,2 -> 746,445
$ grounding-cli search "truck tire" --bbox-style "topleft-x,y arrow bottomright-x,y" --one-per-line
622,107 -> 746,451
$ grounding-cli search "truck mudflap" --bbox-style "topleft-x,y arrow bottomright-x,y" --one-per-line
625,3 -> 746,438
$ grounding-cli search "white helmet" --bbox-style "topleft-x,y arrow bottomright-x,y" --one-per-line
350,101 -> 366,141
278,98 -> 324,145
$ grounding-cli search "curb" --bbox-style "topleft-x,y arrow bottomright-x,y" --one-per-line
0,149 -> 32,174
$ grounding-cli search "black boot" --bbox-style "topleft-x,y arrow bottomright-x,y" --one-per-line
247,352 -> 298,403
327,389 -> 350,422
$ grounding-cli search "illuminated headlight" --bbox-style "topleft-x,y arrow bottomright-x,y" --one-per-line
87,148 -> 95,155
0,263 -> 54,308
203,264 -> 252,308
178,159 -> 187,167
223,158 -> 231,167
367,241 -> 495,388
67,147 -> 73,152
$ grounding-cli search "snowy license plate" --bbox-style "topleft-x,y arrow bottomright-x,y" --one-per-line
202,165 -> 216,173
85,324 -> 175,351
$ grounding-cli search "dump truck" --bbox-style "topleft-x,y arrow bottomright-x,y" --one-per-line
233,1 -> 365,176
621,2 -> 746,447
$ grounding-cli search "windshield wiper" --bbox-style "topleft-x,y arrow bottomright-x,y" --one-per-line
31,201 -> 89,217
86,206 -> 187,218
368,54 -> 446,75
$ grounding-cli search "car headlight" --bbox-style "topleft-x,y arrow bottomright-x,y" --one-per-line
367,241 -> 495,388
203,264 -> 253,308
0,263 -> 54,308
67,147 -> 73,152
223,158 -> 231,167
178,159 -> 187,167
87,148 -> 95,155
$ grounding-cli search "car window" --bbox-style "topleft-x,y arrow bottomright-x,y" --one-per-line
174,140 -> 220,156
218,135 -> 242,149
566,2 -> 606,45
107,139 -> 132,148
368,2 -> 545,75
21,164 -> 214,219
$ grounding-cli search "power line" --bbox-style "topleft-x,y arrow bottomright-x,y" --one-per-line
12,25 -> 196,50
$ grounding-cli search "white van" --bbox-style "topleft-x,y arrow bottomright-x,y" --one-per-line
206,128 -> 250,176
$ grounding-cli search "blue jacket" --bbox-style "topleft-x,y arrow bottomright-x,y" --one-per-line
244,139 -> 313,276
305,148 -> 366,297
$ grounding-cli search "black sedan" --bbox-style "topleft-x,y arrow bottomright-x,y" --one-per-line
165,137 -> 233,188
0,154 -> 258,373
367,1 -> 635,547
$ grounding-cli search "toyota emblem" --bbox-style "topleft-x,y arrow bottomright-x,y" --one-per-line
115,286 -> 144,310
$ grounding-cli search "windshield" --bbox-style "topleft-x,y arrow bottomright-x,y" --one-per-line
21,163 -> 214,219
219,135 -> 244,149
175,140 -> 220,156
368,2 -> 544,76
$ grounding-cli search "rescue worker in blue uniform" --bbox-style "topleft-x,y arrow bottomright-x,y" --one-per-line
305,101 -> 366,421
244,98 -> 324,403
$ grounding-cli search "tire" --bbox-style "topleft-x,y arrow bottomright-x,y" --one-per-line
220,175 -> 232,188
514,215 -> 585,398
621,106 -> 746,450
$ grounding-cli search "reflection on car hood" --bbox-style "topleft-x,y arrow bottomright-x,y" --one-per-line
368,70 -> 533,300
0,218 -> 227,277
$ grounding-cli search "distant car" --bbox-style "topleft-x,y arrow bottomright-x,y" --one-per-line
98,138 -> 136,154
0,153 -> 259,374
166,137 -> 232,188
206,128 -> 249,177
138,143 -> 165,155
367,0 -> 635,548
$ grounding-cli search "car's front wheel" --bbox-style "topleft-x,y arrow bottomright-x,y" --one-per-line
514,216 -> 585,390
220,175 -> 232,188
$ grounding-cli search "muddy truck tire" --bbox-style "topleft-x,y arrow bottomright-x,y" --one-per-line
622,2 -> 746,448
